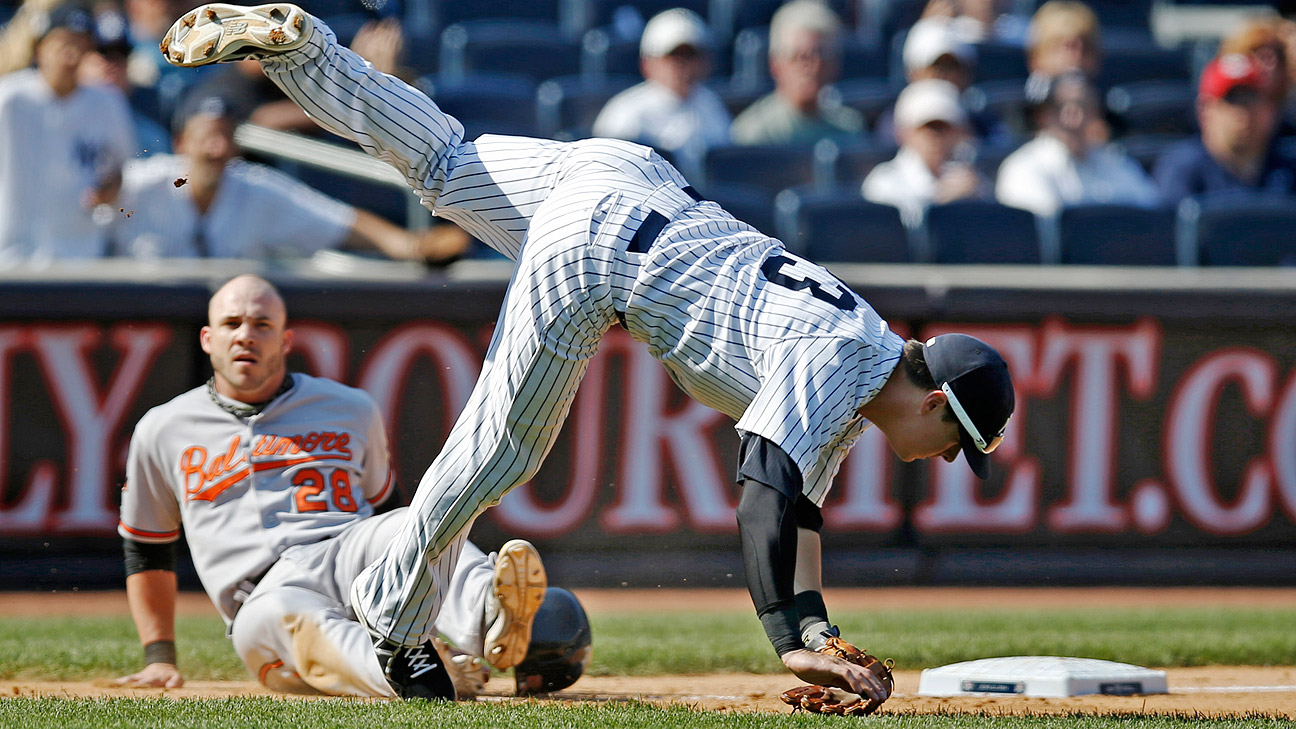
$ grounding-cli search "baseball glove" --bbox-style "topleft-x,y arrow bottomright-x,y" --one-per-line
779,637 -> 895,716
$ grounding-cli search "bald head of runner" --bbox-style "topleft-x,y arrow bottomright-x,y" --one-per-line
201,275 -> 294,403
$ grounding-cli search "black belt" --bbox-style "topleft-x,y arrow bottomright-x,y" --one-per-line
624,185 -> 704,254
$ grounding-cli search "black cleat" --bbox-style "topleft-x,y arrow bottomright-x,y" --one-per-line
377,639 -> 458,701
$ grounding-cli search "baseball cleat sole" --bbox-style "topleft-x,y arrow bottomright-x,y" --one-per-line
160,3 -> 311,67
485,539 -> 547,671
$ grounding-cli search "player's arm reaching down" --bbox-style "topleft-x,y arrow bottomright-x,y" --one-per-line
114,542 -> 183,688
734,434 -> 890,704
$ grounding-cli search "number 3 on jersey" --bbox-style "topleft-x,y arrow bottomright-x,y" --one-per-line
761,254 -> 857,312
293,468 -> 358,512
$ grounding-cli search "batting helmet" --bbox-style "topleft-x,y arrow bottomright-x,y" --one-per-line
513,587 -> 591,695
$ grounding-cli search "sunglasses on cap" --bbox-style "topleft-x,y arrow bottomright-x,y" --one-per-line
940,382 -> 1007,454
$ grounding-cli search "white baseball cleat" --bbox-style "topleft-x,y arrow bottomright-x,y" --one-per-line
484,539 -> 548,671
160,3 -> 312,67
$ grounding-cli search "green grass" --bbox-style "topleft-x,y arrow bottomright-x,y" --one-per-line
3,605 -> 1294,727
0,698 -> 1288,729
3,606 -> 1296,681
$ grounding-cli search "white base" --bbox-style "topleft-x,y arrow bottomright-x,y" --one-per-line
918,656 -> 1168,698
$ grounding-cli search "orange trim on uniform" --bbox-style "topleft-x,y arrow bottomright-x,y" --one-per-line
368,467 -> 394,506
118,521 -> 181,540
258,659 -> 285,684
252,453 -> 350,472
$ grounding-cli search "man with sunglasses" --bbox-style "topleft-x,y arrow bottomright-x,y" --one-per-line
158,3 -> 1015,706
1155,53 -> 1296,206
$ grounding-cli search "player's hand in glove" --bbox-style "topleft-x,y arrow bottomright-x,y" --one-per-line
112,661 -> 185,689
780,637 -> 894,715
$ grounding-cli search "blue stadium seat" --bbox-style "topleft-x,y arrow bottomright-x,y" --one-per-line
1105,80 -> 1196,137
1097,46 -> 1191,90
823,141 -> 896,185
439,21 -> 581,86
1180,194 -> 1296,266
434,0 -> 560,27
922,200 -> 1041,264
1114,133 -> 1189,174
536,74 -> 639,138
971,41 -> 1030,83
580,25 -> 733,80
705,182 -> 777,237
1057,204 -> 1177,265
701,143 -> 816,196
831,78 -> 896,130
709,77 -> 774,117
417,73 -> 539,138
572,0 -> 710,36
775,188 -> 911,262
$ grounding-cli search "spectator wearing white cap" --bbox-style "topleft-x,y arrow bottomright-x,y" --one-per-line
730,0 -> 863,146
996,72 -> 1157,217
862,79 -> 988,227
592,8 -> 730,174
876,18 -> 1011,149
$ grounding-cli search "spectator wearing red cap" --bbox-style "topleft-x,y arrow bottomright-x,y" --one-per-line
1153,53 -> 1296,207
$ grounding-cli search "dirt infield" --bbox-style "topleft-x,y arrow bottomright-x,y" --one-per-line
5,588 -> 1296,718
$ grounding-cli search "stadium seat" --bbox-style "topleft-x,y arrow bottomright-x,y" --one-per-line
439,21 -> 581,86
1105,80 -> 1197,137
536,74 -> 639,139
704,182 -> 778,237
820,141 -> 896,186
710,78 -> 773,117
1096,46 -> 1191,90
922,200 -> 1041,264
701,143 -> 816,196
1115,133 -> 1189,174
775,188 -> 911,262
417,73 -> 539,138
971,41 -> 1030,83
572,0 -> 710,36
1179,194 -> 1296,266
830,78 -> 897,130
1057,204 -> 1177,265
580,25 -> 733,80
435,0 -> 561,27
962,79 -> 1030,138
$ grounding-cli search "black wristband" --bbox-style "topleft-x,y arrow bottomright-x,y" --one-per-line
144,640 -> 176,666
795,590 -> 829,629
758,605 -> 804,656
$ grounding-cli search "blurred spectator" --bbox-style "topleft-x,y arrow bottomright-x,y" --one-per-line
121,0 -> 217,123
592,8 -> 730,174
78,8 -> 171,155
875,17 -> 1012,148
1026,0 -> 1100,80
996,72 -> 1157,217
862,79 -> 989,226
921,0 -> 1029,46
0,0 -> 62,75
730,0 -> 863,146
0,3 -> 136,265
111,94 -> 469,262
1154,54 -> 1296,208
1219,16 -> 1296,136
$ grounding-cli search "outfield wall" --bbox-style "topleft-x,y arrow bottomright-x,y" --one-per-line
1,260 -> 1294,588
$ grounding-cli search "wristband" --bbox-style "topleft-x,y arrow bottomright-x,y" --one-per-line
144,640 -> 176,666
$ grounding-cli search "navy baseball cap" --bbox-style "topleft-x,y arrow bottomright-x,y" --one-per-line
923,334 -> 1014,479
35,4 -> 95,41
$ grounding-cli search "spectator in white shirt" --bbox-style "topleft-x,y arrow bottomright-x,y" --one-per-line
863,79 -> 989,227
592,8 -> 730,175
111,94 -> 468,262
0,3 -> 136,266
996,72 -> 1157,217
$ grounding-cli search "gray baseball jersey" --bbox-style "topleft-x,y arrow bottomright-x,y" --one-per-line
119,372 -> 393,621
260,20 -> 904,646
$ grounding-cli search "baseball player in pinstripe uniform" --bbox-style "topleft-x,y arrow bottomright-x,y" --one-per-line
160,5 -> 1016,705
116,274 -> 548,699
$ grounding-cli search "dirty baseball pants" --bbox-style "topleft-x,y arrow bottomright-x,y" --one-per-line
259,18 -> 703,645
230,508 -> 497,695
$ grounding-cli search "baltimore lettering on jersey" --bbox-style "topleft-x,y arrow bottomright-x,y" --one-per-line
182,432 -> 355,502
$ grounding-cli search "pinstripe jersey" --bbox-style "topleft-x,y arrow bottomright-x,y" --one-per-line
119,373 -> 394,622
262,23 -> 904,506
